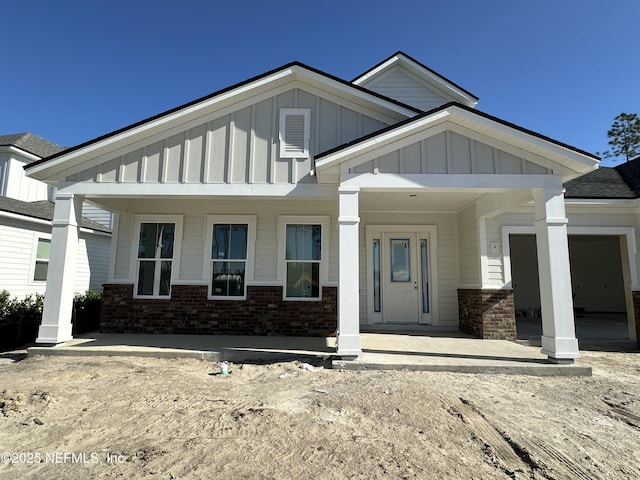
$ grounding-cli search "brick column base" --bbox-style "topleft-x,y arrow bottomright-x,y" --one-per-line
100,284 -> 337,337
458,289 -> 516,340
632,291 -> 640,349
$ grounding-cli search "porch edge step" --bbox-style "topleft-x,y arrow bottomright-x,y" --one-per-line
332,359 -> 592,377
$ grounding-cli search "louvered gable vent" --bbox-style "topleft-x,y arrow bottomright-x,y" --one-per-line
279,109 -> 310,158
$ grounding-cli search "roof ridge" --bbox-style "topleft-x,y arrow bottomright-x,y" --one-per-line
351,51 -> 479,101
26,61 -> 420,169
315,102 -> 599,161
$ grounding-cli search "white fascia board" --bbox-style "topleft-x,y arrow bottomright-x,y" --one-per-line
0,146 -> 42,163
27,65 -> 415,182
340,173 -> 563,191
353,54 -> 478,106
352,56 -> 400,85
0,210 -> 52,226
565,198 -> 640,207
25,68 -> 298,179
291,65 -> 416,117
316,109 -> 452,172
57,182 -> 337,198
317,105 -> 598,176
450,107 -> 599,173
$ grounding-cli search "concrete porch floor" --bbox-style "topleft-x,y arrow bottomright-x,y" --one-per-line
27,331 -> 592,376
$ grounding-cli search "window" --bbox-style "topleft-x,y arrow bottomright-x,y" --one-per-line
132,216 -> 182,298
278,216 -> 329,300
33,238 -> 51,282
279,108 -> 310,158
285,224 -> 321,298
136,222 -> 175,296
211,224 -> 247,297
205,216 -> 256,300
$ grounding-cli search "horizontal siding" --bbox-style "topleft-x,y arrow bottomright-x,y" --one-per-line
0,223 -> 43,298
180,216 -> 205,281
113,198 -> 338,286
350,131 -> 552,176
66,88 -> 388,186
114,215 -> 133,279
457,204 -> 479,285
74,234 -> 111,292
485,212 -> 535,287
82,204 -> 113,229
486,208 -> 640,288
0,219 -> 110,299
365,67 -> 448,111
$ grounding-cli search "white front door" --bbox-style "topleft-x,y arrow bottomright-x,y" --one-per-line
383,233 -> 420,323
367,225 -> 436,326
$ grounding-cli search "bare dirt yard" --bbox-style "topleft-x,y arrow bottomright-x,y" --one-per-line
0,346 -> 639,479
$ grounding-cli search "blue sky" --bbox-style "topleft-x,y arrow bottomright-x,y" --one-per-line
2,1 -> 638,166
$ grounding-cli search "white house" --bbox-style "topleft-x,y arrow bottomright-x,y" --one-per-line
0,133 -> 111,299
26,52 -> 637,362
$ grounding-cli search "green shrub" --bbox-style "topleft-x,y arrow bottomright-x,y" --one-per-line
0,289 -> 102,330
0,290 -> 44,325
73,290 -> 103,334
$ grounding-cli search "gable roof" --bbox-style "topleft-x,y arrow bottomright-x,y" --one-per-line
0,132 -> 66,159
564,157 -> 640,199
25,61 -> 421,180
0,196 -> 111,233
315,102 -> 599,178
352,51 -> 479,108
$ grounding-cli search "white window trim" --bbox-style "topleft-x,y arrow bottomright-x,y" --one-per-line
130,215 -> 183,299
277,215 -> 330,301
30,232 -> 52,285
279,108 -> 311,159
203,215 -> 257,300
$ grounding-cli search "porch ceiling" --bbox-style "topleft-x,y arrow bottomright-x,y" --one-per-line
359,190 -> 486,212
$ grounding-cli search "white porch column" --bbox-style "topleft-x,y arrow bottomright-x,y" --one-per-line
336,186 -> 361,357
534,188 -> 579,363
36,193 -> 84,344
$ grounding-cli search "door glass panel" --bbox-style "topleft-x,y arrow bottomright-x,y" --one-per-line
373,238 -> 381,312
390,238 -> 410,282
420,239 -> 429,313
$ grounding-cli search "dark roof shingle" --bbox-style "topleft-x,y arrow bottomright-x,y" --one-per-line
564,157 -> 640,199
0,132 -> 67,159
0,197 -> 111,233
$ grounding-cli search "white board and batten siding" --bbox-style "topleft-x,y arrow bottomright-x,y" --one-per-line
66,89 -> 388,187
0,155 -> 53,202
111,198 -> 339,285
351,131 -> 553,176
0,217 -> 110,299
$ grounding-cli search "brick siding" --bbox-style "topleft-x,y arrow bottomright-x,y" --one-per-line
101,284 -> 337,337
458,288 -> 516,340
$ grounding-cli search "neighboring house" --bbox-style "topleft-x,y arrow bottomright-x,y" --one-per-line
27,51 -> 633,361
0,133 -> 111,298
